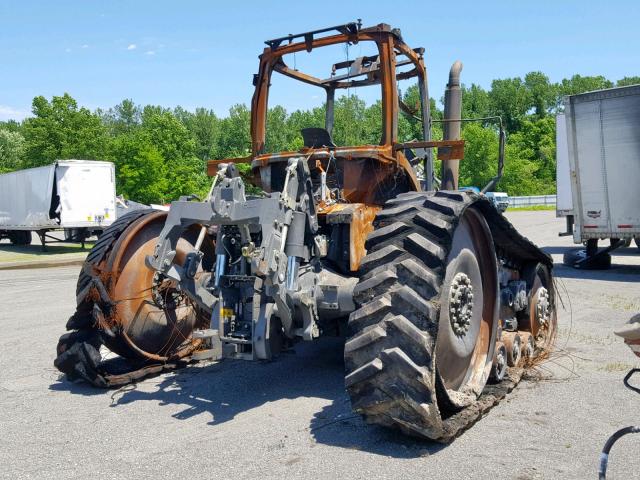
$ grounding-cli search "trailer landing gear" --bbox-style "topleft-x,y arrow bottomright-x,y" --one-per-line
562,238 -> 628,270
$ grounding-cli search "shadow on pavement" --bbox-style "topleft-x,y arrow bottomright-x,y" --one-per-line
50,337 -> 446,458
0,243 -> 92,256
49,376 -> 111,397
543,245 -> 639,257
553,263 -> 640,282
539,245 -> 640,283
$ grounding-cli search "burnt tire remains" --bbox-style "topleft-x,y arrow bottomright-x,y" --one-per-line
54,209 -> 210,387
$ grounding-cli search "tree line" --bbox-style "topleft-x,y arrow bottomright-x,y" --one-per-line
0,72 -> 637,202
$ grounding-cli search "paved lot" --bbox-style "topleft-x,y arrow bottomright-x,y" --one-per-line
1,210 -> 639,480
0,231 -> 90,269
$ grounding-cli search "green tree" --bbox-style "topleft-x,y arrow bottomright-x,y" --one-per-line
557,75 -> 614,106
100,99 -> 141,135
616,76 -> 640,87
22,93 -> 108,167
141,111 -> 207,200
176,107 -> 219,161
459,123 -> 497,189
265,105 -> 290,153
0,129 -> 26,173
0,120 -> 22,133
216,104 -> 251,158
498,148 -> 542,195
462,83 -> 491,120
510,116 -> 556,184
524,71 -> 557,118
332,95 -> 368,146
488,78 -> 532,132
110,132 -> 168,203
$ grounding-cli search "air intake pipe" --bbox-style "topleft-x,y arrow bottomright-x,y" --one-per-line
442,60 -> 463,190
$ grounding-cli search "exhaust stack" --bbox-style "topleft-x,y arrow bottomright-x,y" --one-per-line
442,61 -> 463,190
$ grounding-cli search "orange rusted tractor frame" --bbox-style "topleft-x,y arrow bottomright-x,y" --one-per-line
207,22 -> 463,205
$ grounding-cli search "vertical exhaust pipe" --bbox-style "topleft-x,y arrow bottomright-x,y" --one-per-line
442,60 -> 463,190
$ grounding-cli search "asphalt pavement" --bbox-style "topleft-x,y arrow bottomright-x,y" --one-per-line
1,210 -> 639,480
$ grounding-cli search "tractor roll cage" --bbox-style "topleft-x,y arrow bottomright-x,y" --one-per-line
207,22 -> 465,194
250,23 -> 432,157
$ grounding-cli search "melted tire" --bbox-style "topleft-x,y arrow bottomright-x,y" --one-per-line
562,248 -> 611,270
345,190 -> 553,442
55,209 -> 159,387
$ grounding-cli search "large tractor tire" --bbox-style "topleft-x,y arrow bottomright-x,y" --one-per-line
345,191 -> 555,442
54,209 -> 215,387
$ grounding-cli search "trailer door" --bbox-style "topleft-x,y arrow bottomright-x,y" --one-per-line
600,93 -> 640,234
56,161 -> 116,227
555,114 -> 573,216
571,100 -> 610,232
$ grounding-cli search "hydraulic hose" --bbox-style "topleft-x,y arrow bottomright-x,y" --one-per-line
598,369 -> 640,479
598,426 -> 640,479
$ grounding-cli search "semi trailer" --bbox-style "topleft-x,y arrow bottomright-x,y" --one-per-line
558,85 -> 640,268
0,160 -> 116,248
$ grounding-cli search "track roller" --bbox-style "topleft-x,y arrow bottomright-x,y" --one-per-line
490,342 -> 508,382
502,331 -> 522,367
519,332 -> 535,363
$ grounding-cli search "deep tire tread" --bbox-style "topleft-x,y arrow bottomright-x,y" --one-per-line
346,193 -> 460,440
346,190 -> 554,441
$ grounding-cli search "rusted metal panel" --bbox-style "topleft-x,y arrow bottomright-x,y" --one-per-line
393,139 -> 465,161
349,204 -> 380,271
248,146 -> 419,205
437,143 -> 465,161
319,203 -> 380,271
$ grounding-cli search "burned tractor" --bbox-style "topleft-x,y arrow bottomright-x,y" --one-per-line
55,22 -> 556,441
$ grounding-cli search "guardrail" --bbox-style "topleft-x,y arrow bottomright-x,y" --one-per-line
509,195 -> 557,207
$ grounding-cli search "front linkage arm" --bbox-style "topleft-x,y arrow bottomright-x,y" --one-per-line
145,158 -> 321,358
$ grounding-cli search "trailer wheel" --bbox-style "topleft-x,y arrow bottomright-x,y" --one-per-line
611,238 -> 631,248
64,228 -> 88,242
9,231 -> 32,246
563,248 -> 611,270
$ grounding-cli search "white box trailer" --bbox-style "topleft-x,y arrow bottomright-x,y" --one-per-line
559,85 -> 640,267
0,160 -> 116,247
555,113 -> 573,218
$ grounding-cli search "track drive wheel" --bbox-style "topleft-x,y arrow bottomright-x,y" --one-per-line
521,262 -> 557,350
344,191 -> 499,441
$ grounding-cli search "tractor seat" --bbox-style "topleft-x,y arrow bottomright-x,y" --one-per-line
301,128 -> 336,148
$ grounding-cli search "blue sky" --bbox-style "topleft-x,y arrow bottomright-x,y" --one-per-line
0,0 -> 638,121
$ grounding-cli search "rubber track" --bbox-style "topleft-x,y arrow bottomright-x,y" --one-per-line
345,190 -> 552,442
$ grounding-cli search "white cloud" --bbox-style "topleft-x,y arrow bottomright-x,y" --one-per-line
127,43 -> 137,50
0,105 -> 30,121
145,50 -> 155,56
81,44 -> 89,49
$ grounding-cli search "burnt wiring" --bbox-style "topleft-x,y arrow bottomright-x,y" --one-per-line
524,274 -> 580,384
